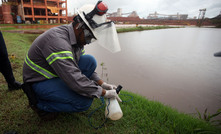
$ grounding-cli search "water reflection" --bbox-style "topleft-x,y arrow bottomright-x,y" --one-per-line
86,27 -> 221,119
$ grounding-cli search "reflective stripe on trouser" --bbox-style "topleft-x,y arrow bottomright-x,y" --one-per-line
32,55 -> 97,112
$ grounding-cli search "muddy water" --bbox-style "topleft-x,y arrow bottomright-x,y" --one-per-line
86,27 -> 221,118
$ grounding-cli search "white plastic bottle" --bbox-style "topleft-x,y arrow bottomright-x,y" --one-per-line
105,98 -> 123,120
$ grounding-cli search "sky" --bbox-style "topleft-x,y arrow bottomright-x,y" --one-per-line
66,0 -> 221,19
0,0 -> 220,18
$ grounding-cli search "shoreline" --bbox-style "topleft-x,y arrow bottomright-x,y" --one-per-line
0,24 -> 216,34
1,24 -> 181,34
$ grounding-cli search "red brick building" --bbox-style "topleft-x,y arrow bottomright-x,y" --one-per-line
0,0 -> 68,24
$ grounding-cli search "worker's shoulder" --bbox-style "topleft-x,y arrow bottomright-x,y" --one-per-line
32,24 -> 73,49
37,25 -> 69,41
47,24 -> 71,39
45,25 -> 68,35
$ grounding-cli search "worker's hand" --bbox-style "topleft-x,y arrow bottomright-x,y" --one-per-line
104,90 -> 122,102
101,82 -> 117,90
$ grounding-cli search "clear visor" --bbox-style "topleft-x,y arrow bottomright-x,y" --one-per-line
95,22 -> 121,53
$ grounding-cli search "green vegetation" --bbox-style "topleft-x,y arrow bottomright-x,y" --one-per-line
0,24 -> 180,33
0,26 -> 19,31
117,25 -> 180,33
211,17 -> 221,28
0,27 -> 46,31
196,108 -> 221,125
0,23 -> 61,26
0,23 -> 61,31
0,31 -> 221,134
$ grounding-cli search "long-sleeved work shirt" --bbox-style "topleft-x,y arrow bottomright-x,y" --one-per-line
23,23 -> 102,98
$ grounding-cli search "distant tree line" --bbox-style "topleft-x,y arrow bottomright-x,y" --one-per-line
211,15 -> 221,28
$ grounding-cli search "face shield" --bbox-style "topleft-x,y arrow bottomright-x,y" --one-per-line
76,1 -> 121,53
95,22 -> 121,53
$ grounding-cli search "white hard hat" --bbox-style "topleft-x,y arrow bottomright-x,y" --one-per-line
77,4 -> 106,39
76,2 -> 121,53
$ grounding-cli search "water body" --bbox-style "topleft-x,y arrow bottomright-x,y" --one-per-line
86,27 -> 221,119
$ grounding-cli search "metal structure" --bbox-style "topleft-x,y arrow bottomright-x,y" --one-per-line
1,0 -> 68,24
147,11 -> 188,20
197,8 -> 206,27
107,8 -> 139,18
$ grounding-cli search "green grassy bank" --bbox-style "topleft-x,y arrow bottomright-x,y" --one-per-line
0,24 -> 178,32
0,31 -> 220,133
116,25 -> 180,33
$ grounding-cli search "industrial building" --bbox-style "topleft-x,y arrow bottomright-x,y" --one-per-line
0,0 -> 67,24
147,11 -> 188,20
107,8 -> 139,18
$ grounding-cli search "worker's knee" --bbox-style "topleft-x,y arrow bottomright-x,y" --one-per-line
79,54 -> 97,68
78,54 -> 97,78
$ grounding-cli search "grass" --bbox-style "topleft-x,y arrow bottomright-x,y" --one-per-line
0,23 -> 61,26
0,24 -> 179,32
0,23 -> 62,31
117,25 -> 180,33
0,31 -> 221,133
0,26 -> 55,31
0,27 -> 47,31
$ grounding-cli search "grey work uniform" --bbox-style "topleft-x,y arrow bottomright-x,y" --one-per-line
23,23 -> 102,112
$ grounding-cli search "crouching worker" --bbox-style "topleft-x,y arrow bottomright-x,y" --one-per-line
22,1 -> 121,120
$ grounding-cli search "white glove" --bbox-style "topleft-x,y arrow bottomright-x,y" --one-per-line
104,90 -> 122,102
101,82 -> 117,90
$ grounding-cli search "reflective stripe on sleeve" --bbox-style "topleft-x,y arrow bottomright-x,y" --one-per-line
46,51 -> 74,65
25,55 -> 57,79
81,49 -> 85,55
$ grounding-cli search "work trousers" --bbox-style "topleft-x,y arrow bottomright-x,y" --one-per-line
0,31 -> 15,84
32,54 -> 97,112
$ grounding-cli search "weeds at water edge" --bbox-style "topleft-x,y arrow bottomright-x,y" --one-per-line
196,108 -> 221,126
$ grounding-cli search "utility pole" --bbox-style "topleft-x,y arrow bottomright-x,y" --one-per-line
197,8 -> 206,27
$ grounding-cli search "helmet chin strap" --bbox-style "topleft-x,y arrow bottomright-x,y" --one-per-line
76,22 -> 84,29
72,15 -> 82,26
